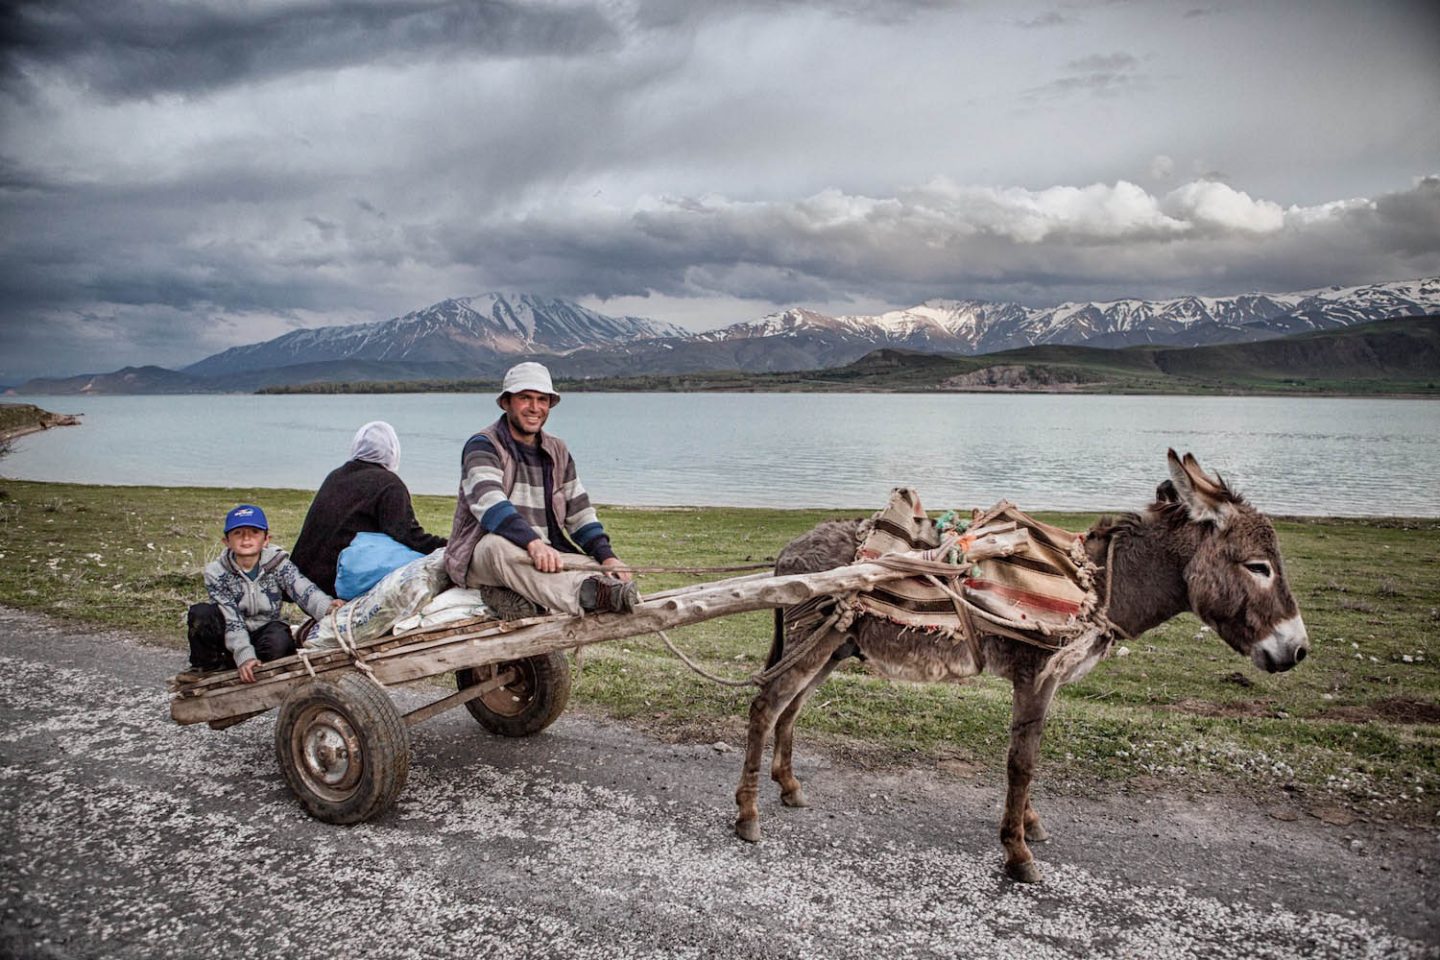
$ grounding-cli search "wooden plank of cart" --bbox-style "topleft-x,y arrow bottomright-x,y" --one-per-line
168,528 -> 1030,825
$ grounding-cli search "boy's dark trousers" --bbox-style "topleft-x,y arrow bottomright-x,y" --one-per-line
187,603 -> 296,670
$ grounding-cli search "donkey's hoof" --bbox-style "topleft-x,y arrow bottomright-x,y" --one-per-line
1025,822 -> 1049,843
781,787 -> 810,808
1005,859 -> 1043,884
735,819 -> 762,843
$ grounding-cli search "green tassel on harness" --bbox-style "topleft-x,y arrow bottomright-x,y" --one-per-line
935,510 -> 971,537
934,510 -> 974,564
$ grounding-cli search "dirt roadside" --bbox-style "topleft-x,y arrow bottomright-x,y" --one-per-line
1,605 -> 1435,959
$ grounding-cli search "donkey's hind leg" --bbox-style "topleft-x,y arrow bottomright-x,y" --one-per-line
1024,801 -> 1049,842
771,640 -> 852,809
735,629 -> 848,843
1001,676 -> 1059,882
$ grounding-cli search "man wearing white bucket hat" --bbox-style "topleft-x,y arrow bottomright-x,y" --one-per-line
444,361 -> 637,615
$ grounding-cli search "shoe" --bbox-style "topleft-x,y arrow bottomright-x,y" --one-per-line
579,575 -> 639,614
176,663 -> 223,683
478,585 -> 543,622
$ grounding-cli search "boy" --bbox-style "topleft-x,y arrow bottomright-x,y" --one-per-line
187,504 -> 343,684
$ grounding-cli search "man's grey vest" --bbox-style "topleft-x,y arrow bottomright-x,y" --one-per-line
443,421 -> 574,587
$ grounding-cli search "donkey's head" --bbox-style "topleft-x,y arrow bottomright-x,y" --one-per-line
1161,450 -> 1308,673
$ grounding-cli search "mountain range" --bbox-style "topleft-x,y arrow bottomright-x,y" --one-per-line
13,278 -> 1440,394
183,293 -> 688,378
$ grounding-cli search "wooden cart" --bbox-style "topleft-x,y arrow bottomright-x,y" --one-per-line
168,560 -> 933,825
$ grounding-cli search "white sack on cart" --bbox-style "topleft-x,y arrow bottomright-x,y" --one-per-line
307,548 -> 451,650
391,588 -> 491,633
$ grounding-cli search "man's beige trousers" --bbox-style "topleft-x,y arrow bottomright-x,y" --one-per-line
465,535 -> 588,616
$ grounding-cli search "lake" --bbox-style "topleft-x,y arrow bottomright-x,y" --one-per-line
3,393 -> 1438,516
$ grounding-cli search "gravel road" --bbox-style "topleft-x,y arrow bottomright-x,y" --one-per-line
2,605 -> 1435,959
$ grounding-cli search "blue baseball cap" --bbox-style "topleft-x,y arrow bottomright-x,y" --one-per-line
223,504 -> 269,533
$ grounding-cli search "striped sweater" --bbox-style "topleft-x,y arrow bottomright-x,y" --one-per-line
445,417 -> 615,585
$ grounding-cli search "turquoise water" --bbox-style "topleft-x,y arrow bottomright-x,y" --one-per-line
3,393 -> 1437,515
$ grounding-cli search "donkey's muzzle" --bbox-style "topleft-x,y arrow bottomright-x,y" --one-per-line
1253,614 -> 1309,673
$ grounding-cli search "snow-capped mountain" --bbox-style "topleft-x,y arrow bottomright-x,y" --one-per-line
701,278 -> 1440,357
48,277 -> 1433,392
184,293 -> 689,377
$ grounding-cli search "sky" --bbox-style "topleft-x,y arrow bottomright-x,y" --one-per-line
1,0 -> 1438,382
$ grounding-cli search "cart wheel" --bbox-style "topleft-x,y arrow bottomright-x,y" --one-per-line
274,673 -> 410,824
455,651 -> 572,737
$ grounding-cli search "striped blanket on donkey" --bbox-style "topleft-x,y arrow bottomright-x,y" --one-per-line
851,488 -> 1106,657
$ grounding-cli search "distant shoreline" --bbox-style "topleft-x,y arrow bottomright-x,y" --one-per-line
0,403 -> 81,442
261,384 -> 1440,399
0,478 -> 1434,521
5,385 -> 1440,399
10,314 -> 1437,399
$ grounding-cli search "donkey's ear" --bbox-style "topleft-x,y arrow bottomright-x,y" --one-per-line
1180,453 -> 1229,498
1155,479 -> 1179,503
1166,449 -> 1232,526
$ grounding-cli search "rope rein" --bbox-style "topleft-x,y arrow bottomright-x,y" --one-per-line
1092,533 -> 1134,643
655,598 -> 856,688
654,524 -> 1134,690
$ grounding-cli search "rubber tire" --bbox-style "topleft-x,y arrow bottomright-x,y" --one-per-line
274,673 -> 410,825
456,650 -> 572,737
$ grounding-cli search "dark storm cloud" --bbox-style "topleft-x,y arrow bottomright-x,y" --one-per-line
632,0 -> 960,31
1,0 -> 1436,381
1066,53 -> 1139,73
1026,51 -> 1146,99
6,171 -> 1435,373
1017,11 -> 1070,28
354,199 -> 387,220
0,154 -> 60,193
408,177 -> 1440,309
305,216 -> 339,239
0,0 -> 619,98
1368,176 -> 1440,257
0,164 -> 358,327
0,0 -> 960,101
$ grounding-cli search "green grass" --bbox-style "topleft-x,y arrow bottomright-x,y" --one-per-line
0,479 -> 1436,821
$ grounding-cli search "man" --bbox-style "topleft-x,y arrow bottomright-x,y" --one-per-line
444,361 -> 637,615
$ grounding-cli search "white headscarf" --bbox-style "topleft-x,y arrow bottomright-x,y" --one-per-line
350,421 -> 401,472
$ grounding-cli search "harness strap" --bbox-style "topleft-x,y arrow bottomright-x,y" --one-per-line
325,603 -> 387,689
655,595 -> 860,688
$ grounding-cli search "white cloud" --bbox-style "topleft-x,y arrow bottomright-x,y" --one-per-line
1160,181 -> 1285,234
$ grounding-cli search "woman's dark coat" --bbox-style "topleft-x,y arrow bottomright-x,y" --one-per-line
291,459 -> 447,596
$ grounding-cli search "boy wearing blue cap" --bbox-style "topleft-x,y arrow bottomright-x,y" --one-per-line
187,504 -> 343,683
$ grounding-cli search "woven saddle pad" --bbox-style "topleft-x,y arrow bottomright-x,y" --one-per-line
855,487 -> 1098,643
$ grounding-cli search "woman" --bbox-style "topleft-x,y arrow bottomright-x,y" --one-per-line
291,421 -> 447,596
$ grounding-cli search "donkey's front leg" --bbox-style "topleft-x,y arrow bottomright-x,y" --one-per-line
1001,677 -> 1058,882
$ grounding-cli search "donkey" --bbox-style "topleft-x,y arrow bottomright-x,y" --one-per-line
734,450 -> 1308,882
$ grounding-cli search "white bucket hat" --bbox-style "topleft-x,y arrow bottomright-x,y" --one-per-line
497,361 -> 560,407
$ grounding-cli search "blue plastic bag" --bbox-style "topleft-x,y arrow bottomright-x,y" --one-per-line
335,532 -> 426,600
